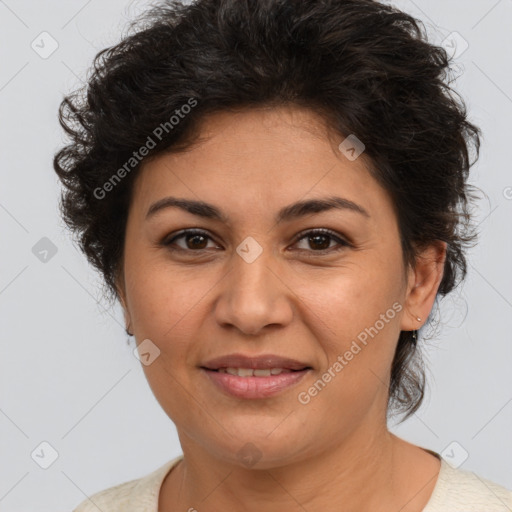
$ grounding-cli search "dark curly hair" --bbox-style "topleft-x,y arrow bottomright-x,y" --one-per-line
53,0 -> 481,420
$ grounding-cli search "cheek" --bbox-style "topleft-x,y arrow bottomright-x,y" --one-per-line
293,263 -> 403,403
296,260 -> 403,345
124,259 -> 226,406
125,255 -> 209,338
125,264 -> 213,423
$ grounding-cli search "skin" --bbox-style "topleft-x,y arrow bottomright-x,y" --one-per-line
117,105 -> 446,511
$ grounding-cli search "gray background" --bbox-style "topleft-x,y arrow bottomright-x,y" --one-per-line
1,0 -> 511,510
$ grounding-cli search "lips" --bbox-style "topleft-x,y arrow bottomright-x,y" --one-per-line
200,353 -> 312,399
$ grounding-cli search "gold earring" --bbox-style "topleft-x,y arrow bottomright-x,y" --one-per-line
411,316 -> 421,346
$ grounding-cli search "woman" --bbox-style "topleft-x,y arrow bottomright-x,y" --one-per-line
54,0 -> 512,510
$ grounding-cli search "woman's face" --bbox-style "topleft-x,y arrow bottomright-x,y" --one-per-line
119,106 -> 443,468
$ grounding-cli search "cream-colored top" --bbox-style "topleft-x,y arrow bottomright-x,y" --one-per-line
73,453 -> 512,511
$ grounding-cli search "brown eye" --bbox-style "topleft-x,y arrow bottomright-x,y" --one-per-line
163,229 -> 217,251
293,229 -> 350,253
306,233 -> 331,250
183,233 -> 208,250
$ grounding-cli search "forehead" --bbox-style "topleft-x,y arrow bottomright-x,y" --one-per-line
130,106 -> 393,223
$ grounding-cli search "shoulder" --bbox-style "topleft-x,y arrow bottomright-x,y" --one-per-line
424,458 -> 512,512
72,456 -> 182,512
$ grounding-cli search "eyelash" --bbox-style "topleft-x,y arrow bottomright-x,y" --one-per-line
162,228 -> 351,255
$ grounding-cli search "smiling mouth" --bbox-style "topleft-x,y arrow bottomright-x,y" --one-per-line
200,353 -> 313,398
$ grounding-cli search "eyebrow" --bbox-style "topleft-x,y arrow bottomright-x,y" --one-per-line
146,196 -> 370,223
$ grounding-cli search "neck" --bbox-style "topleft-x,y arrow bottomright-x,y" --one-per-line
159,422 -> 431,512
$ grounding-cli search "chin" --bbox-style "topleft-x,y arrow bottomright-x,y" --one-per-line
197,421 -> 316,469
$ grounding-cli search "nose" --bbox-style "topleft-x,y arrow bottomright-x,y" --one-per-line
213,247 -> 294,336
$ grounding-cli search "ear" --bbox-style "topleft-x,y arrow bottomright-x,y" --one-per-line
400,241 -> 447,331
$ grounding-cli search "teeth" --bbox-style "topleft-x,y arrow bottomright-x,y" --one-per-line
218,368 -> 291,377
254,369 -> 271,377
